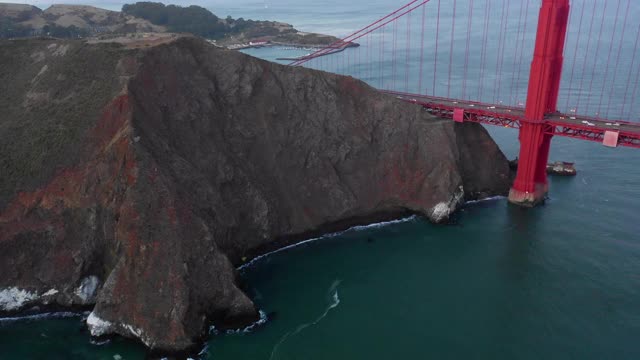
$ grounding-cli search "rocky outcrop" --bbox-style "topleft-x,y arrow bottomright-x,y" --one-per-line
0,36 -> 511,354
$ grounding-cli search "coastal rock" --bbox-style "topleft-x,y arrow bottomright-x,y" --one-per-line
0,36 -> 511,353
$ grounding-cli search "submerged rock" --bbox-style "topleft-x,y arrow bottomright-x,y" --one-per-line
0,35 -> 510,353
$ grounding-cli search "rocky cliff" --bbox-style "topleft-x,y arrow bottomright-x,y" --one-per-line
0,36 -> 511,354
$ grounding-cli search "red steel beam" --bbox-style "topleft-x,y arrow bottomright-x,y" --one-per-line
405,99 -> 640,149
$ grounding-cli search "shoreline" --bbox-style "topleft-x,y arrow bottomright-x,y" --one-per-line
1,195 -> 508,358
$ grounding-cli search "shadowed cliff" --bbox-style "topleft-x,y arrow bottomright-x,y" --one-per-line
0,36 -> 510,354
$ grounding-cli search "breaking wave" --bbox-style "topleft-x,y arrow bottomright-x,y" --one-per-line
0,311 -> 87,323
208,310 -> 269,336
238,217 -> 416,271
464,195 -> 506,205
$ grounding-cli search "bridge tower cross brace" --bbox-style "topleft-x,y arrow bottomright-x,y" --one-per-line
508,0 -> 570,206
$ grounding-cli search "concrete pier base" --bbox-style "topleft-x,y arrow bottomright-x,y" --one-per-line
508,183 -> 548,207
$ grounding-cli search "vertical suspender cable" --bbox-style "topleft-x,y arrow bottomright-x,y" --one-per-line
575,1 -> 598,114
392,20 -> 398,90
342,42 -> 346,74
406,12 -> 411,92
558,0 -> 573,110
433,0 -> 441,95
509,0 -> 525,104
605,0 -> 631,118
565,1 -> 586,111
584,1 -> 608,116
515,0 -> 530,106
462,0 -> 474,100
621,23 -> 640,118
627,48 -> 640,120
495,0 -> 510,104
378,28 -> 384,89
380,27 -> 385,88
348,41 -> 351,71
493,0 -> 507,103
419,4 -> 426,94
447,0 -> 457,99
359,39 -> 362,73
367,34 -> 371,82
478,0 -> 491,101
324,50 -> 327,72
596,0 -> 623,118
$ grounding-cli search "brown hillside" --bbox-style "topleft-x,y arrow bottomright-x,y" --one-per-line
0,36 -> 510,354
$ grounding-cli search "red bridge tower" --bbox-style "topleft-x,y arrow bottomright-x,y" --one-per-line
509,0 -> 570,206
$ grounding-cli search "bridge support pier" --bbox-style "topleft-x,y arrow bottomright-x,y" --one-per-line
508,0 -> 569,207
508,123 -> 552,206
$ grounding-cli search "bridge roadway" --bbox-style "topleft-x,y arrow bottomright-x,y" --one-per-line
384,90 -> 640,149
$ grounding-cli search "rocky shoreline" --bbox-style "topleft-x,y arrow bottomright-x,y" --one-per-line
0,35 -> 511,356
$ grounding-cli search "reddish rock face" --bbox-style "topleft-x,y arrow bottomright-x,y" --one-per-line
0,37 -> 511,353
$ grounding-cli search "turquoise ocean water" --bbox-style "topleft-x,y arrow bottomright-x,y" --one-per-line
2,1 -> 640,359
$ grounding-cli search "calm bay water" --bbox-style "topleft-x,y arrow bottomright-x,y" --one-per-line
2,1 -> 640,359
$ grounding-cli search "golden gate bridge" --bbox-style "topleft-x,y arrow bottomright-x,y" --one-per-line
289,0 -> 640,206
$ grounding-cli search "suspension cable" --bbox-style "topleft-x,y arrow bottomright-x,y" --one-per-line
447,0 -> 457,98
515,0 -> 530,106
596,0 -> 623,118
418,5 -> 426,94
605,0 -> 631,118
575,1 -> 598,114
584,1 -> 609,116
462,0 -> 474,100
621,23 -> 640,118
433,0 -> 441,95
565,1 -> 586,111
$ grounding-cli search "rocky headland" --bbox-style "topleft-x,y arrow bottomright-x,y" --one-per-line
0,35 -> 511,354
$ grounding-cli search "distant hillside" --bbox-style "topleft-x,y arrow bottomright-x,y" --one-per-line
122,2 -> 227,38
0,2 -> 338,46
121,2 -> 337,45
0,3 -> 164,38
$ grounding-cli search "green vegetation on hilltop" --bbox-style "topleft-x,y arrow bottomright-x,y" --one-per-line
122,2 -> 253,39
0,2 -> 335,44
1,18 -> 88,38
0,17 -> 32,38
43,24 -> 90,38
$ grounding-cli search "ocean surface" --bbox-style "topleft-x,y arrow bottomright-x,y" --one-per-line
2,1 -> 640,359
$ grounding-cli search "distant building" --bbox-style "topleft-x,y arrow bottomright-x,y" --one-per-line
249,39 -> 269,46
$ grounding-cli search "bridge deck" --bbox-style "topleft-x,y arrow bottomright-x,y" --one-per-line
385,91 -> 640,149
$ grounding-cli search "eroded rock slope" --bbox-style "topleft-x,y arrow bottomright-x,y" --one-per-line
0,36 -> 511,353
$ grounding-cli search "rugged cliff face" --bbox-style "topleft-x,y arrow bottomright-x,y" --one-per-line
0,36 -> 511,353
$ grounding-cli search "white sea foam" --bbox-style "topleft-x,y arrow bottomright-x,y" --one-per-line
224,310 -> 268,334
238,217 -> 416,271
86,312 -> 113,337
430,202 -> 452,222
269,280 -> 342,360
464,195 -> 506,205
0,287 -> 37,311
90,337 -> 112,346
430,186 -> 466,222
0,311 -> 83,323
197,343 -> 210,357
